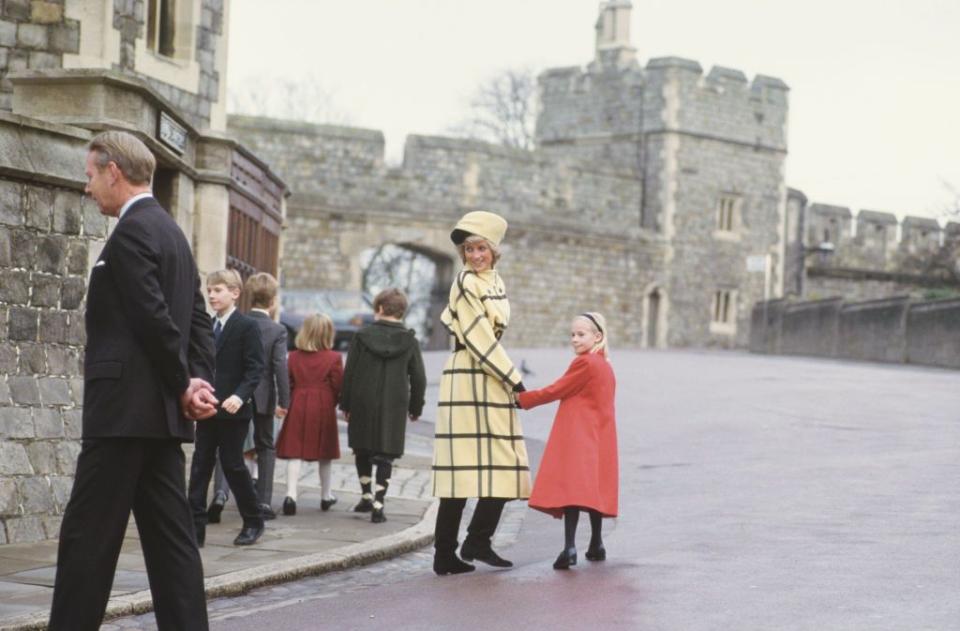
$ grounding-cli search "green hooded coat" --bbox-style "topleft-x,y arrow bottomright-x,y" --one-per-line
340,320 -> 427,457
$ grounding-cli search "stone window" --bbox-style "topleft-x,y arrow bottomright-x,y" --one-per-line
715,194 -> 740,235
710,289 -> 737,335
147,0 -> 177,57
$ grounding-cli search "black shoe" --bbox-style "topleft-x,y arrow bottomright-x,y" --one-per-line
207,491 -> 226,524
459,542 -> 513,568
585,543 -> 606,561
320,496 -> 338,512
353,498 -> 374,513
234,524 -> 264,546
259,503 -> 277,521
433,553 -> 475,576
282,497 -> 296,516
194,524 -> 206,549
553,547 -> 577,570
371,507 -> 386,523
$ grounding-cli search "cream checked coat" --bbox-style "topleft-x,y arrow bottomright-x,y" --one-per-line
432,268 -> 531,499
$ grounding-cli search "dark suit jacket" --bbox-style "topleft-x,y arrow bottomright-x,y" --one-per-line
212,310 -> 264,421
83,196 -> 215,441
248,310 -> 290,415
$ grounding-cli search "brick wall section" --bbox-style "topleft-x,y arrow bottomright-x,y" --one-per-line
0,0 -> 79,110
0,178 -> 107,544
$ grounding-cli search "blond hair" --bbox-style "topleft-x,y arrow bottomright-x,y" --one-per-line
87,131 -> 156,185
206,269 -> 243,291
245,272 -> 278,309
576,312 -> 610,358
296,313 -> 335,352
456,235 -> 502,268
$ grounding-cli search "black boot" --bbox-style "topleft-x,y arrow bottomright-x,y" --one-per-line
433,553 -> 475,576
553,547 -> 577,570
459,541 -> 513,568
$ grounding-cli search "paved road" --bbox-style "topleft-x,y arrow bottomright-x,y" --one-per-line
118,349 -> 960,630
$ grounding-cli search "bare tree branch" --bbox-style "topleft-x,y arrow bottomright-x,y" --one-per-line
228,73 -> 352,125
452,67 -> 539,151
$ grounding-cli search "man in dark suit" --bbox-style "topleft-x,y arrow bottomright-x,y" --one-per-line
245,272 -> 290,516
187,269 -> 266,546
49,131 -> 217,631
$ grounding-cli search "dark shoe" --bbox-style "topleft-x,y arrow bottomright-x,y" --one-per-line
553,547 -> 578,570
320,496 -> 338,512
282,497 -> 296,516
585,543 -> 606,561
207,491 -> 226,524
353,498 -> 374,513
233,524 -> 264,546
459,542 -> 513,568
194,524 -> 206,549
433,553 -> 475,576
259,503 -> 277,521
371,507 -> 386,523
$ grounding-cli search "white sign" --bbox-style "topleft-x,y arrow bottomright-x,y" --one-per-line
746,255 -> 768,273
158,111 -> 187,155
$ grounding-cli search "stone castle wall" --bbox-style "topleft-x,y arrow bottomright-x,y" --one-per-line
0,0 -> 225,129
0,113 -> 100,544
229,115 -> 662,349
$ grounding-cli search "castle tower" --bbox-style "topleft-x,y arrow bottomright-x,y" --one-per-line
593,0 -> 638,70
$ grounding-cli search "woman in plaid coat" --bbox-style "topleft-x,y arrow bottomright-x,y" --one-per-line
432,210 -> 529,576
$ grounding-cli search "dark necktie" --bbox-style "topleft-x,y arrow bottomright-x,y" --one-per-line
213,319 -> 222,343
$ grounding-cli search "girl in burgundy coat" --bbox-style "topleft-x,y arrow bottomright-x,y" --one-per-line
517,312 -> 618,570
276,314 -> 343,515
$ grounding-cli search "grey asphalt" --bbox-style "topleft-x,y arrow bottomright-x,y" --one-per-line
205,348 -> 960,631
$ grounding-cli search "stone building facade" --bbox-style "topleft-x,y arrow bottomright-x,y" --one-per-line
232,0 -> 789,351
0,0 -> 285,544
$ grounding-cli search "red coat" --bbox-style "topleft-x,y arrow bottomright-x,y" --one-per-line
518,353 -> 618,518
276,349 -> 342,461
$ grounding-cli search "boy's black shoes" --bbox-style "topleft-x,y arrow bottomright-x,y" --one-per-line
207,490 -> 227,524
553,547 -> 577,570
459,542 -> 513,568
321,496 -> 338,511
282,497 -> 296,516
353,498 -> 374,513
234,524 -> 264,546
259,503 -> 277,520
194,524 -> 206,549
433,554 -> 475,576
371,507 -> 386,523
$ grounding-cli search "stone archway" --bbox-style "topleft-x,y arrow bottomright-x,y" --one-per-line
360,242 -> 454,350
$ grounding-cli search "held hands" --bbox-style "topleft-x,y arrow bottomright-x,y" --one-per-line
221,395 -> 243,415
181,378 -> 218,420
409,414 -> 419,422
275,406 -> 287,419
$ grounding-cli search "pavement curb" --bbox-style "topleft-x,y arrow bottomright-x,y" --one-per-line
0,499 -> 439,631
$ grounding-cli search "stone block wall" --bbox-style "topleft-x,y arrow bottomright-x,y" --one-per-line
0,173 -> 106,544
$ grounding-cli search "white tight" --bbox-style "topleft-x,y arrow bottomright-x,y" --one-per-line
285,459 -> 334,501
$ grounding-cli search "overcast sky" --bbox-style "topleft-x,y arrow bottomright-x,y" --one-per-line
227,0 -> 960,219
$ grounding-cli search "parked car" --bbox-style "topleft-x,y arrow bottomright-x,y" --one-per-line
280,289 -> 375,351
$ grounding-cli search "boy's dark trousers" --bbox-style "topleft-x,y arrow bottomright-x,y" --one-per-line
434,498 -> 507,556
188,418 -> 263,531
213,412 -> 275,506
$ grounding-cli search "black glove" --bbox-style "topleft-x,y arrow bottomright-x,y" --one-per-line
512,381 -> 526,393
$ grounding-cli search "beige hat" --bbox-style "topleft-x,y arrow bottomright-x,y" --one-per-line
450,211 -> 508,247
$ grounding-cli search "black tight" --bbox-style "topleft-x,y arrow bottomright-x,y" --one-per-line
562,507 -> 603,550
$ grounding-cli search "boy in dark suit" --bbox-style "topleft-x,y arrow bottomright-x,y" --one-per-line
340,289 -> 426,523
187,269 -> 265,546
245,272 -> 290,516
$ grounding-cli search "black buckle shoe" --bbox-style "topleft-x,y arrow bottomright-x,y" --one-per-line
585,543 -> 606,561
433,553 -> 475,576
207,490 -> 226,524
320,496 -> 338,512
282,497 -> 296,516
459,542 -> 513,568
234,524 -> 264,546
553,547 -> 577,570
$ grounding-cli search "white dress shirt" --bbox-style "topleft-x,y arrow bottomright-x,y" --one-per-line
118,192 -> 153,221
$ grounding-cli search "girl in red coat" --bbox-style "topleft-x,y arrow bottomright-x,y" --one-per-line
276,313 -> 343,516
517,312 -> 618,570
